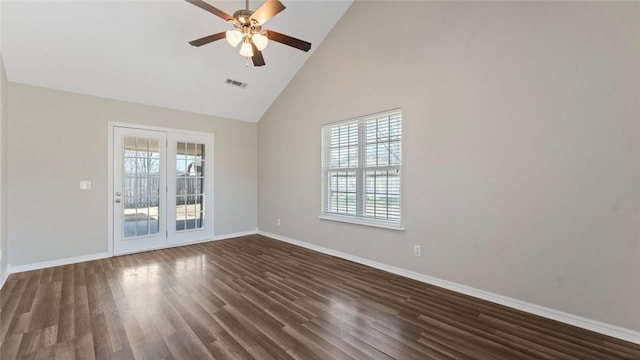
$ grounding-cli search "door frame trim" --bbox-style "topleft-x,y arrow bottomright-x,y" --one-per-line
107,121 -> 215,256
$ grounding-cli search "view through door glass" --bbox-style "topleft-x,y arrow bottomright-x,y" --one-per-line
123,137 -> 161,237
175,142 -> 205,231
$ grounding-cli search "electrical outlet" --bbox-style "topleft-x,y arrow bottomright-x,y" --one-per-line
276,218 -> 281,226
413,245 -> 421,257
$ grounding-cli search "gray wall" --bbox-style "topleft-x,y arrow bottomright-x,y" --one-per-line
8,83 -> 257,267
0,56 -> 8,278
257,2 -> 640,331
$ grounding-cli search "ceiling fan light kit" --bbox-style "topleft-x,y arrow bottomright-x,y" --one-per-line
225,30 -> 243,47
185,0 -> 312,67
252,33 -> 269,50
239,40 -> 254,57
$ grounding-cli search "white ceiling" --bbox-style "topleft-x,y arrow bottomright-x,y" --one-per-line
0,0 -> 352,122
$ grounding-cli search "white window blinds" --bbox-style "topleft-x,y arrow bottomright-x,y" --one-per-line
321,109 -> 402,226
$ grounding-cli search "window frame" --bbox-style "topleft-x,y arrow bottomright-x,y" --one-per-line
320,109 -> 404,230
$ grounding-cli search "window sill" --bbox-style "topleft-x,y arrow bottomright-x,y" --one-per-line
318,214 -> 405,231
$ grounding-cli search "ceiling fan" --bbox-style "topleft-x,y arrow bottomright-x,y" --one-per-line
185,0 -> 312,67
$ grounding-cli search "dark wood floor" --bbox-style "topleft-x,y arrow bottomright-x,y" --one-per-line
1,235 -> 639,359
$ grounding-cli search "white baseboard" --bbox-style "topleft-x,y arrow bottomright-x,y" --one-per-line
258,230 -> 640,345
212,229 -> 257,241
162,229 -> 258,250
9,252 -> 111,274
7,229 -> 259,275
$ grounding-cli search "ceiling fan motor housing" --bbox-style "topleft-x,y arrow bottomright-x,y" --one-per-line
232,10 -> 255,25
231,9 -> 262,36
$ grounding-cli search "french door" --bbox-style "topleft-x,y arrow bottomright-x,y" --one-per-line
167,132 -> 213,245
112,126 -> 213,255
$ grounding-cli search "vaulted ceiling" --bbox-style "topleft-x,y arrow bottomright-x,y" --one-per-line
0,0 -> 352,122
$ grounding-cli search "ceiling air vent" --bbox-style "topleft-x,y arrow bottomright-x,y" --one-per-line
225,78 -> 248,89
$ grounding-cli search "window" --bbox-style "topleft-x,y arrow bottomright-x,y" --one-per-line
321,109 -> 402,229
175,142 -> 206,232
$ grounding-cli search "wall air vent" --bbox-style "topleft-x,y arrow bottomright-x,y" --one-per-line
225,78 -> 248,88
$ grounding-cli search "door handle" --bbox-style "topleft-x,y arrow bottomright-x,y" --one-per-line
115,192 -> 121,196
115,199 -> 121,203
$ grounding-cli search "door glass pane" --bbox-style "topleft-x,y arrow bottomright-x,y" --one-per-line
136,138 -> 148,157
123,136 -> 161,238
176,141 -> 205,232
150,139 -> 160,159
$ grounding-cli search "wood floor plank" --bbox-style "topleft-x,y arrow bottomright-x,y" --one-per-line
213,307 -> 282,360
210,328 -> 256,360
1,334 -> 23,360
282,322 -> 355,360
54,338 -> 75,360
1,234 -> 639,359
304,318 -> 395,360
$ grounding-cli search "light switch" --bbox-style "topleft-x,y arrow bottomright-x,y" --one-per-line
79,181 -> 91,190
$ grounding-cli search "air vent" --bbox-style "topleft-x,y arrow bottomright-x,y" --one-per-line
225,78 -> 248,88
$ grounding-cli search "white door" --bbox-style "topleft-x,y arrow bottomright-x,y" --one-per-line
113,127 -> 167,255
112,126 -> 214,255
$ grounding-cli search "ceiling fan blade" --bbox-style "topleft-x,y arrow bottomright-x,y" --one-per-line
251,40 -> 266,67
185,0 -> 233,22
189,32 -> 226,47
251,0 -> 286,25
266,30 -> 311,52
